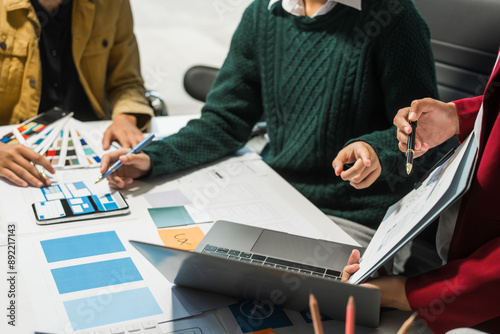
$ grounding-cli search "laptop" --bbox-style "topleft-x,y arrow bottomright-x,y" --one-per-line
130,220 -> 381,327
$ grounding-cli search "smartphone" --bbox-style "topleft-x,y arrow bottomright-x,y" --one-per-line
32,192 -> 129,225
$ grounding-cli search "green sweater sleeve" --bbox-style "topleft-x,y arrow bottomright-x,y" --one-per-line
348,4 -> 439,179
144,4 -> 263,177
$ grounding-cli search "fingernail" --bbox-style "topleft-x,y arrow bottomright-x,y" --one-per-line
409,112 -> 417,119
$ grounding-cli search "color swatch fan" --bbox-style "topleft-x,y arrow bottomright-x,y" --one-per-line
41,118 -> 104,169
0,109 -> 105,170
0,108 -> 73,150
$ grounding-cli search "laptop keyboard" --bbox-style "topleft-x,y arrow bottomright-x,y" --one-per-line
201,245 -> 342,280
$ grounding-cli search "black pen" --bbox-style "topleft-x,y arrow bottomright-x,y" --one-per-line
406,121 -> 417,175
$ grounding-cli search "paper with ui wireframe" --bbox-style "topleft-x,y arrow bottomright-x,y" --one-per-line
148,206 -> 195,228
157,227 -> 205,251
143,189 -> 192,208
349,133 -> 477,284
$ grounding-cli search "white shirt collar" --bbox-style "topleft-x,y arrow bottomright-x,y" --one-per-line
268,0 -> 362,17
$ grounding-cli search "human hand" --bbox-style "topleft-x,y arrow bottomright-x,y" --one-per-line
0,143 -> 55,187
342,249 -> 361,282
394,98 -> 460,158
99,148 -> 151,188
341,250 -> 410,310
362,276 -> 410,310
102,114 -> 145,150
332,142 -> 382,189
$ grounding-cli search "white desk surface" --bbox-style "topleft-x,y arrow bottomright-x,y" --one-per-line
0,116 -> 430,334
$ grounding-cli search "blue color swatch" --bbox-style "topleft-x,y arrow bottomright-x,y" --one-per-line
51,258 -> 143,294
41,231 -> 125,263
64,287 -> 162,330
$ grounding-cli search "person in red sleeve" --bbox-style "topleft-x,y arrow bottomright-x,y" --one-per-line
342,51 -> 500,333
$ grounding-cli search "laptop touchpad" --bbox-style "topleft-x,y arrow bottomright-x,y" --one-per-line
251,230 -> 344,269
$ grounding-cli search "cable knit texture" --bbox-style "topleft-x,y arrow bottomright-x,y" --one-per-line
144,0 -> 439,228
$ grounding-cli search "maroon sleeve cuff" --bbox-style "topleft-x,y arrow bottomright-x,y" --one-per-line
452,96 -> 483,142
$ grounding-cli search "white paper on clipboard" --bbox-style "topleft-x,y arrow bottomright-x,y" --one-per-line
350,132 -> 478,284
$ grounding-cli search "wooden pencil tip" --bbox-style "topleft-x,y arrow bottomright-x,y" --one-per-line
347,295 -> 355,307
397,312 -> 417,334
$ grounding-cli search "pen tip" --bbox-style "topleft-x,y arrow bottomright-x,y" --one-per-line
95,176 -> 102,184
406,163 -> 413,175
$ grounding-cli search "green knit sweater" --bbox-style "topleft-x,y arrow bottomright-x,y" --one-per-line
144,0 -> 439,229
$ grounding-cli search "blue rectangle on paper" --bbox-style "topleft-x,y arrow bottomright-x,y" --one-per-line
92,195 -> 105,211
148,206 -> 195,228
104,202 -> 119,211
41,185 -> 63,200
69,196 -> 95,215
64,287 -> 162,330
73,181 -> 87,190
41,231 -> 125,263
51,258 -> 142,294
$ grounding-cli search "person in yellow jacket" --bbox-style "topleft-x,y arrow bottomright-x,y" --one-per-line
0,0 -> 153,187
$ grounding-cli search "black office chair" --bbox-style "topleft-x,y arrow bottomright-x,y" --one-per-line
146,90 -> 168,116
400,0 -> 500,276
414,0 -> 500,102
183,65 -> 267,139
183,65 -> 220,103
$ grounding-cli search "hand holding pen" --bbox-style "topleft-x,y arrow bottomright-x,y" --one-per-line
0,138 -> 54,188
96,134 -> 155,187
394,99 -> 460,159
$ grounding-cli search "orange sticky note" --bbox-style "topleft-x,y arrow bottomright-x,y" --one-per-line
157,227 -> 205,251
250,329 -> 276,334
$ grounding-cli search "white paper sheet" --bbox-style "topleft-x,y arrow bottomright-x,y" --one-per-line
18,220 -> 189,333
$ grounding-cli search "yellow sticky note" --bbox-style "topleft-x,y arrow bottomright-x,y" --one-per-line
157,227 -> 205,251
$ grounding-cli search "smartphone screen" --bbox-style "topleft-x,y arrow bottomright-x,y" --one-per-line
33,192 -> 129,225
